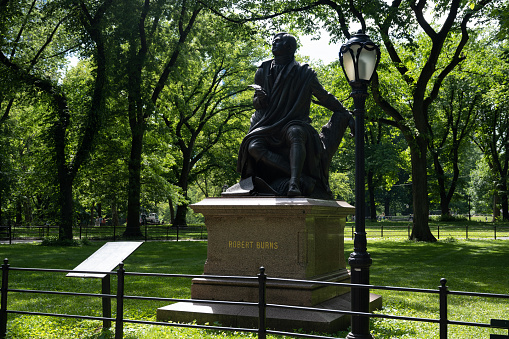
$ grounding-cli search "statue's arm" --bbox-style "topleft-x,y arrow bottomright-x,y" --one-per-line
253,67 -> 269,110
310,77 -> 348,113
311,76 -> 354,135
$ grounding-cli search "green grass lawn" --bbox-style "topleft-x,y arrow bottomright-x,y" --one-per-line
1,239 -> 508,338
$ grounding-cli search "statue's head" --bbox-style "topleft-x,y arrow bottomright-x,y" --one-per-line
272,32 -> 297,57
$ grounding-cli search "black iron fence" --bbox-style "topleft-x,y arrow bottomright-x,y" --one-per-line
0,224 -> 206,243
352,224 -> 509,240
1,260 -> 508,339
3,223 -> 509,243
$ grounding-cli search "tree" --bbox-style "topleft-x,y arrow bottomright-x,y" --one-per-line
70,59 -> 131,228
0,0 -> 112,239
369,0 -> 496,240
472,45 -> 509,221
105,0 -> 203,237
468,157 -> 496,215
160,20 -> 264,226
428,70 -> 480,218
365,116 -> 408,221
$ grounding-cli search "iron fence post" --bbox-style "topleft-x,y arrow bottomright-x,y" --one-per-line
258,267 -> 267,339
115,263 -> 125,339
1,259 -> 9,339
494,225 -> 497,240
439,278 -> 448,339
381,225 -> 383,238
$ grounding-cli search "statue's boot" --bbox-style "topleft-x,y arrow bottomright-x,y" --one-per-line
287,180 -> 301,197
288,141 -> 305,197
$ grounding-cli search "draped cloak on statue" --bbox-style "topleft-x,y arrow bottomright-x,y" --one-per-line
236,59 -> 350,199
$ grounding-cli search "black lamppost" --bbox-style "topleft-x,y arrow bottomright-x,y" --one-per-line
339,30 -> 380,339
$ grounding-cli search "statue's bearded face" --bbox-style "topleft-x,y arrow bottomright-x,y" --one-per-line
271,35 -> 287,56
271,33 -> 296,57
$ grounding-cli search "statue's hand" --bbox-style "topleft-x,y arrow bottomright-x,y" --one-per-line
250,85 -> 269,109
248,84 -> 267,99
254,89 -> 268,101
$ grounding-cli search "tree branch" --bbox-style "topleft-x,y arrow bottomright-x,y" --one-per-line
410,0 -> 437,39
0,98 -> 14,124
378,0 -> 413,85
29,16 -> 67,70
151,6 -> 201,104
9,0 -> 37,60
198,0 -> 325,24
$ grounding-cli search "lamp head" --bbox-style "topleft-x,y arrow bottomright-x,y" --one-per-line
339,30 -> 380,84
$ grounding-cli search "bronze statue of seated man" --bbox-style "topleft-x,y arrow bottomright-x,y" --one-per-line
226,32 -> 353,199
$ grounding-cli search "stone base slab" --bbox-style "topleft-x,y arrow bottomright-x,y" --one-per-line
157,292 -> 382,334
191,269 -> 351,307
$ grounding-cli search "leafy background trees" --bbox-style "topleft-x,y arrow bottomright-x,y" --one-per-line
1,0 -> 508,242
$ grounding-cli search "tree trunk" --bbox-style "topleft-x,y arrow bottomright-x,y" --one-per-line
90,202 -> 95,226
501,182 -> 509,221
124,124 -> 144,237
58,173 -> 74,240
174,203 -> 188,227
16,200 -> 22,225
173,152 -> 191,227
23,198 -> 32,225
112,203 -> 119,227
493,190 -> 500,222
384,197 -> 390,217
409,137 -> 436,242
168,197 -> 175,225
433,155 -> 451,217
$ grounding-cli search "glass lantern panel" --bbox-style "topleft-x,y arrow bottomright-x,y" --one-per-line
358,45 -> 378,80
342,45 -> 359,81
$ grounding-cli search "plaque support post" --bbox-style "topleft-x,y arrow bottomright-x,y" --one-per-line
102,275 -> 111,328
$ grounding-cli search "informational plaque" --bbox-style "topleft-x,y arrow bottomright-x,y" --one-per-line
67,241 -> 143,278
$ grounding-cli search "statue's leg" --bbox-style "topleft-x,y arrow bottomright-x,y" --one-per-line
248,139 -> 290,175
287,125 -> 307,196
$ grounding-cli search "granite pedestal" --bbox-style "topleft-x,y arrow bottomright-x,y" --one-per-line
157,197 -> 381,333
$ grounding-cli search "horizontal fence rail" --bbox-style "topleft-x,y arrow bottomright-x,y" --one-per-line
1,260 -> 508,339
0,224 -> 207,243
350,224 -> 509,240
